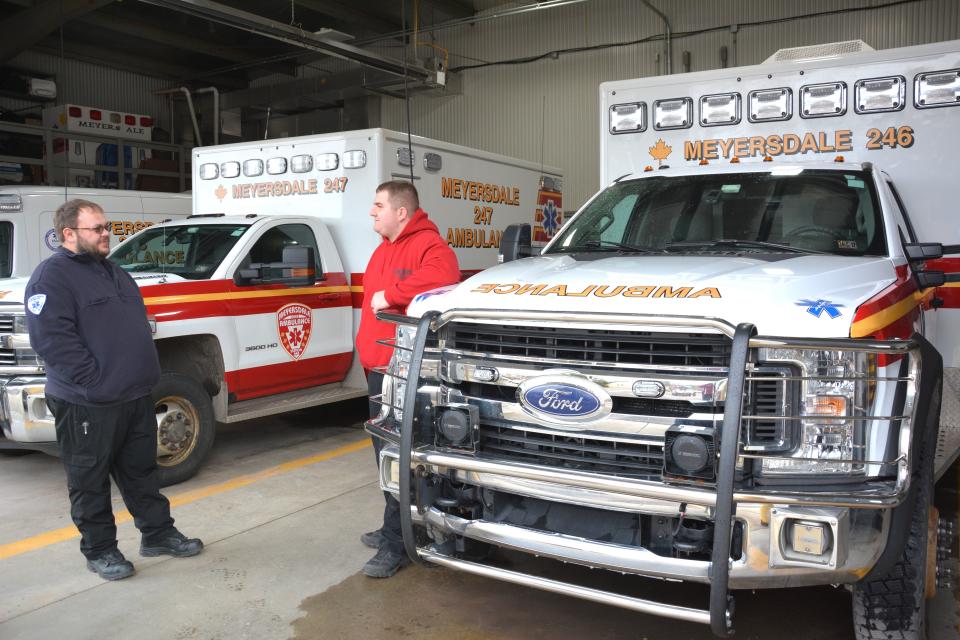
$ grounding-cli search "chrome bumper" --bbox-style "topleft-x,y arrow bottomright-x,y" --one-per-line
371,437 -> 892,591
0,376 -> 55,443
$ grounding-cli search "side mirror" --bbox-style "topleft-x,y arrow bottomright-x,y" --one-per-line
235,246 -> 317,286
500,223 -> 532,263
903,243 -> 943,262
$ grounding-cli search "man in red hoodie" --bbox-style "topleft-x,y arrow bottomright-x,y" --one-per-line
357,180 -> 460,578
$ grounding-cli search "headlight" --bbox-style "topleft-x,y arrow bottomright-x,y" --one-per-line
13,314 -> 27,334
756,347 -> 876,476
384,325 -> 417,421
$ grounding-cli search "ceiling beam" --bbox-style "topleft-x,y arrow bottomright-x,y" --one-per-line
136,0 -> 434,81
291,0 -> 401,36
34,38 -> 248,89
0,0 -> 115,63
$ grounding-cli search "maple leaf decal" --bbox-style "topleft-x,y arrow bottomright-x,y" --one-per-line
215,184 -> 227,201
649,139 -> 672,163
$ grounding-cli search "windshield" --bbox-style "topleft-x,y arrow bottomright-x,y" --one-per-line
548,170 -> 886,257
110,224 -> 250,279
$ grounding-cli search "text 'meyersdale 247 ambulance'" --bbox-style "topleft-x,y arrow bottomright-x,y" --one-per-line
0,128 -> 563,487
368,41 -> 960,639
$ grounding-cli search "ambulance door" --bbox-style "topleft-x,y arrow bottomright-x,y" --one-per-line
224,220 -> 353,401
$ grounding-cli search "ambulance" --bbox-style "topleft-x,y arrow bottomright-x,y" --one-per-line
0,128 -> 564,488
368,41 -> 960,638
0,186 -> 191,279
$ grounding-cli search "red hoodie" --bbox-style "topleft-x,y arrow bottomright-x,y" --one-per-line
357,208 -> 460,370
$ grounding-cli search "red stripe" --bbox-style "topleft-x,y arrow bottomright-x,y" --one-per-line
225,351 -> 353,401
851,265 -> 917,365
145,272 -> 351,322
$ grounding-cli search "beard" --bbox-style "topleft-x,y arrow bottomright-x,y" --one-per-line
76,234 -> 109,259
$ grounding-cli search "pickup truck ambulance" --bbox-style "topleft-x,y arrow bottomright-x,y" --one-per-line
0,128 -> 564,487
368,40 -> 960,639
0,186 -> 191,279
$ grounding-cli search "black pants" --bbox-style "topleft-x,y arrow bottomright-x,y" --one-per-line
367,371 -> 403,554
47,394 -> 174,560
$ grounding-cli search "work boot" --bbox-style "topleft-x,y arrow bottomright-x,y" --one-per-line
362,546 -> 410,578
359,528 -> 384,549
140,528 -> 204,558
86,549 -> 135,581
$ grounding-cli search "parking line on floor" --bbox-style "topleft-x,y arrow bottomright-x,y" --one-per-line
0,437 -> 371,560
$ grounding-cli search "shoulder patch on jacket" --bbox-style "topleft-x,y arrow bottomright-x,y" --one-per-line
27,294 -> 47,315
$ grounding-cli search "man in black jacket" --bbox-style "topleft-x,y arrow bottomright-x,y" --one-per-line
25,199 -> 202,581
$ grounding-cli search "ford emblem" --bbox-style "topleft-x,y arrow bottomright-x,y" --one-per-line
518,372 -> 612,423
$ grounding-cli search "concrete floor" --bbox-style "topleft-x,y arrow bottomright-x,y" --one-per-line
0,399 -> 957,640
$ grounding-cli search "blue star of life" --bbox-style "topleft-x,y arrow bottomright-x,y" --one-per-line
542,200 -> 560,235
796,298 -> 844,319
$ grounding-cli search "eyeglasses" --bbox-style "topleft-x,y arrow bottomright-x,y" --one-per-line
69,224 -> 112,235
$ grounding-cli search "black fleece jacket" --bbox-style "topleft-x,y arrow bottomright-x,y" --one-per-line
25,248 -> 160,406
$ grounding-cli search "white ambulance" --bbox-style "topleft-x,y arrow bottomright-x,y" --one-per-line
369,41 -> 960,639
0,128 -> 564,487
0,186 -> 191,279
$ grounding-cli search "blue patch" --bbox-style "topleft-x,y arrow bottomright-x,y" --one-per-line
521,383 -> 601,418
414,285 -> 455,303
796,298 -> 844,319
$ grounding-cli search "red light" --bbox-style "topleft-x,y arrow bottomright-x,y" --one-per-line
125,115 -> 135,125
89,110 -> 102,121
68,106 -> 81,118
140,116 -> 153,127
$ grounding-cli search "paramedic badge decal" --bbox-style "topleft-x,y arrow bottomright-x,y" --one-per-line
277,303 -> 313,360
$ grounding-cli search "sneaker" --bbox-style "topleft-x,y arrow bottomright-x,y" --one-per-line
362,546 -> 410,578
86,549 -> 135,581
360,528 -> 384,549
140,528 -> 204,558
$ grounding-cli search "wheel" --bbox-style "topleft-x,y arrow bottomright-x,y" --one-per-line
851,387 -> 939,640
152,372 -> 215,487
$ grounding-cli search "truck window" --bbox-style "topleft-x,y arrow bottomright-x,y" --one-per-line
0,222 -> 11,277
240,223 -> 321,273
549,169 -> 886,257
110,224 -> 250,279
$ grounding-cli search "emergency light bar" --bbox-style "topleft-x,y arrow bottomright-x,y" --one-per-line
749,88 -> 792,122
291,154 -> 313,173
915,68 -> 960,108
855,76 -> 905,113
699,93 -> 740,126
343,150 -> 366,169
654,98 -> 692,130
266,158 -> 287,175
609,103 -> 646,134
801,82 -> 847,118
199,163 -> 218,180
317,153 -> 339,171
243,159 -> 263,176
220,162 -> 240,179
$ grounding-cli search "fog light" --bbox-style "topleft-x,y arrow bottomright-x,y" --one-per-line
436,402 -> 478,447
789,519 -> 831,556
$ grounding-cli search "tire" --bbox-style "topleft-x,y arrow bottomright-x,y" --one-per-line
851,389 -> 938,640
152,372 -> 215,488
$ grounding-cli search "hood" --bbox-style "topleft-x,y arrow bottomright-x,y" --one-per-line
391,208 -> 440,244
0,272 -> 190,309
408,254 -> 898,338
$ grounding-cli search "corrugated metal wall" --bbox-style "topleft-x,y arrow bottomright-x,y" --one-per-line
0,50 -> 174,129
381,0 -> 960,209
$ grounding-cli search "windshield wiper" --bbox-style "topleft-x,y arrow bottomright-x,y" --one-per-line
664,239 -> 828,255
567,239 -> 667,254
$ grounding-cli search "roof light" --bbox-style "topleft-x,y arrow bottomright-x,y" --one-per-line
653,97 -> 693,130
749,88 -> 792,122
801,82 -> 847,118
243,159 -> 263,176
317,153 -> 339,171
855,76 -> 905,113
699,159 -> 709,166
141,116 -> 153,127
124,115 -> 136,125
220,161 -> 240,178
109,113 -> 121,124
89,110 -> 102,121
396,147 -> 414,167
199,163 -> 219,180
68,106 -> 82,118
609,102 -> 646,134
699,93 -> 741,126
266,157 -> 287,175
834,155 -> 845,162
291,154 -> 313,173
915,69 -> 960,108
644,165 -> 654,172
343,150 -> 366,169
762,156 -> 773,162
423,152 -> 442,171
730,157 -> 740,164
0,194 -> 23,212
